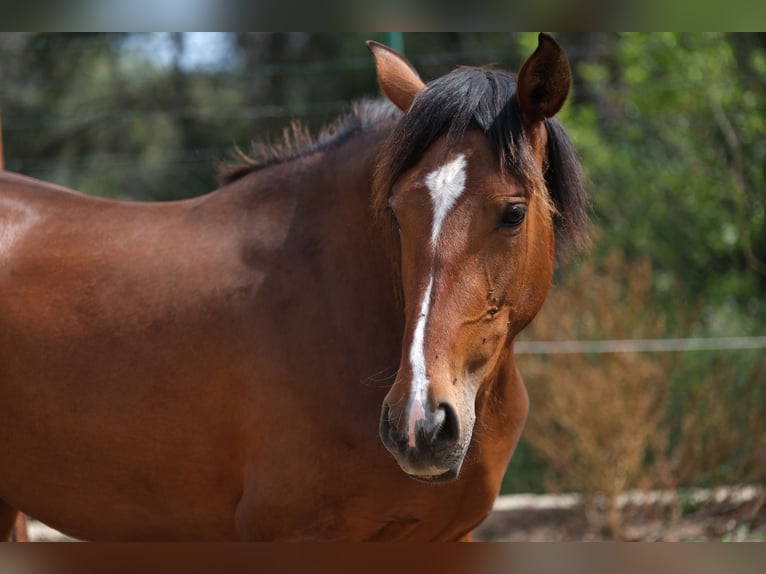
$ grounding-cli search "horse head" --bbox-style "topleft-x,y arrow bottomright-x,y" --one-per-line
370,34 -> 579,482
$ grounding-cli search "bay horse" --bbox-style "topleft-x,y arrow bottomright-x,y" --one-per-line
0,34 -> 587,541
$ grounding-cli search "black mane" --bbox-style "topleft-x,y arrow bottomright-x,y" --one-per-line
218,100 -> 401,184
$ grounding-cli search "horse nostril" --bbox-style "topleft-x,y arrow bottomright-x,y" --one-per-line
380,403 -> 405,448
431,403 -> 460,452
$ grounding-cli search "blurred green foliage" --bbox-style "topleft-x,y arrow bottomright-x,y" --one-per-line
559,33 -> 766,325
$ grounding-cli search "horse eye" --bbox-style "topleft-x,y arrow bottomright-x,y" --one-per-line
498,204 -> 527,228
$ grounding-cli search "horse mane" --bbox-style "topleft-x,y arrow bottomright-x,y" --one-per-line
371,66 -> 590,260
544,117 -> 591,255
218,99 -> 402,185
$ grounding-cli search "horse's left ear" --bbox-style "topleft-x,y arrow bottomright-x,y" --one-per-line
366,40 -> 426,112
516,33 -> 571,125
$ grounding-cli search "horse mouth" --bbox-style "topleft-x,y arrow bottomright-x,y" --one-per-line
405,467 -> 460,484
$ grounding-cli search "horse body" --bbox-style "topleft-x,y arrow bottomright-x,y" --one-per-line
0,34 -> 586,541
0,171 -> 252,539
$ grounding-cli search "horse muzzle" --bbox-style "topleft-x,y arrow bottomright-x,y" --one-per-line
379,399 -> 471,482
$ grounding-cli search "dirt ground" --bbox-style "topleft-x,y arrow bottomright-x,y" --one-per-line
474,487 -> 766,541
25,486 -> 766,542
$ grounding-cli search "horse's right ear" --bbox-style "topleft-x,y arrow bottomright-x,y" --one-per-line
366,41 -> 425,112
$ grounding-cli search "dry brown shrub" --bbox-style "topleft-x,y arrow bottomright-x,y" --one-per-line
519,253 -> 674,536
518,251 -> 766,538
666,359 -> 766,488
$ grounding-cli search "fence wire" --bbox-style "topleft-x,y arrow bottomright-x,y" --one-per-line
515,336 -> 766,354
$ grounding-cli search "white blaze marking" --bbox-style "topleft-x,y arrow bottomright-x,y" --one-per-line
406,155 -> 467,447
407,275 -> 433,447
425,154 -> 467,246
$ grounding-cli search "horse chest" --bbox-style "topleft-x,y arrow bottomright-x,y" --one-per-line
235,429 -> 502,541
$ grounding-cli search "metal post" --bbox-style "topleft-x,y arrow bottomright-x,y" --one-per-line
387,32 -> 404,54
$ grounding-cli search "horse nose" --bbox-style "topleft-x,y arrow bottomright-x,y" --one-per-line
379,401 -> 460,455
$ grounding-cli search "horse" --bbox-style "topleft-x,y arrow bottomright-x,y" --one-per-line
0,33 -> 587,541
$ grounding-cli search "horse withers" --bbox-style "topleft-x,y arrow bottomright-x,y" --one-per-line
0,34 -> 587,541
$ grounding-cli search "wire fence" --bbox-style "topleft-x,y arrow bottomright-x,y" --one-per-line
515,335 -> 766,355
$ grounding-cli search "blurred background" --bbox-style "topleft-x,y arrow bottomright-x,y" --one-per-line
1,32 -> 764,539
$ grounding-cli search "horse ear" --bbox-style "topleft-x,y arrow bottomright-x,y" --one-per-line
366,40 -> 425,112
516,33 -> 571,125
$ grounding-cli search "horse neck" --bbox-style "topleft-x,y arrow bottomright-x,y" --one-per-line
312,125 -> 403,319
229,123 -> 404,354
227,124 -> 392,251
